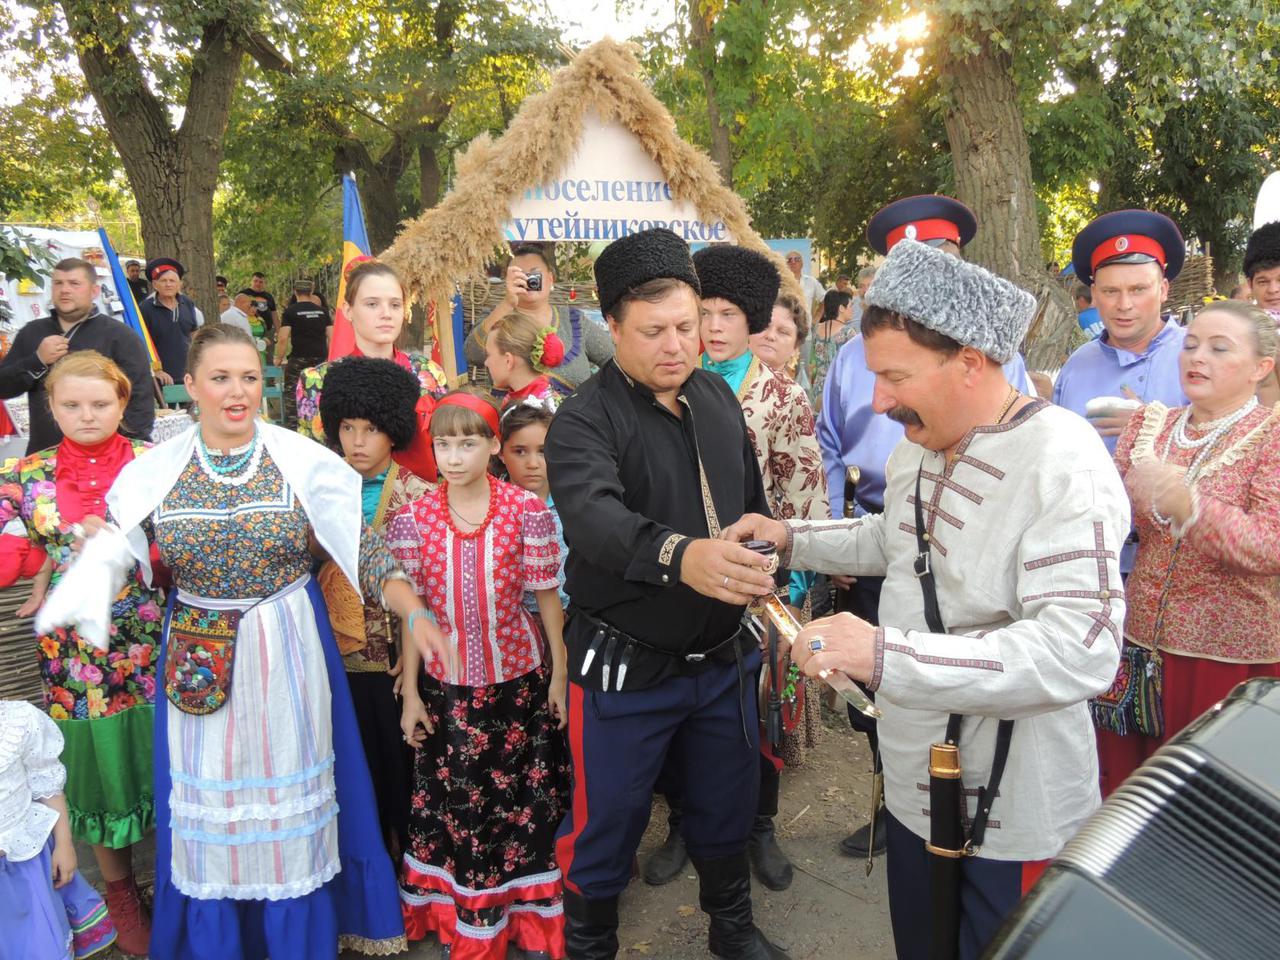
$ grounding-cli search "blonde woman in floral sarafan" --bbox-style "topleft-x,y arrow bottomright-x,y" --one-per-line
0,351 -> 162,956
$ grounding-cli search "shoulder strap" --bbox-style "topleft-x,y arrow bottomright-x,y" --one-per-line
912,462 -> 945,633
917,459 -> 1014,853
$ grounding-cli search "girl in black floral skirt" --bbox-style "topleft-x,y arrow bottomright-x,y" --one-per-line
385,391 -> 570,960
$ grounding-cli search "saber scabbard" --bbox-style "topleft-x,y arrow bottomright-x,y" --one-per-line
866,757 -> 884,877
764,613 -> 784,748
927,742 -> 965,960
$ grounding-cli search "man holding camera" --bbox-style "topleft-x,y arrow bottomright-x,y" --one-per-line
467,242 -> 614,396
547,227 -> 789,960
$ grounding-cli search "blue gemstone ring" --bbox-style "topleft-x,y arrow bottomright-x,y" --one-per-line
808,635 -> 825,653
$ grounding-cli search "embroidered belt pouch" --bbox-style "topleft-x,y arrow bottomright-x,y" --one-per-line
164,599 -> 244,716
1090,641 -> 1164,739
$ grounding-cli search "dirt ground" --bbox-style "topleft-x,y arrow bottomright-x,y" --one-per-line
83,705 -> 894,960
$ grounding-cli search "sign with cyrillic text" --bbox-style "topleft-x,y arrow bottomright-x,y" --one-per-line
504,112 -> 731,245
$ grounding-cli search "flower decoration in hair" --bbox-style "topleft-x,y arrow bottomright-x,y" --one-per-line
531,327 -> 566,369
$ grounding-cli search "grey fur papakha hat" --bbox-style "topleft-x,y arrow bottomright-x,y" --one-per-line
863,239 -> 1035,363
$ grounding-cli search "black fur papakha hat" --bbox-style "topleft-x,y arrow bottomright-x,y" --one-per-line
1244,221 -> 1280,278
691,245 -> 782,335
594,227 -> 701,319
319,356 -> 421,451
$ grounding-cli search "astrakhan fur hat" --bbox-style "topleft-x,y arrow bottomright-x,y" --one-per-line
319,356 -> 421,451
594,228 -> 700,319
864,239 -> 1035,363
1244,221 -> 1280,278
692,245 -> 781,334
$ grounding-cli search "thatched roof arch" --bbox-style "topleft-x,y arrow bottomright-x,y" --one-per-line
382,38 -> 794,312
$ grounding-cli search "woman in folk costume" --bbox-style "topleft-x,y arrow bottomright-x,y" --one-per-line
483,309 -> 565,410
385,391 -> 569,960
645,245 -> 828,892
0,352 -> 161,956
1095,301 -> 1280,794
749,292 -> 810,385
317,355 -> 433,857
296,259 -> 448,480
467,242 -> 614,397
37,324 -> 454,960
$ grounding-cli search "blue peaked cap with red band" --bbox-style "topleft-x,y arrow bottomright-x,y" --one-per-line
1071,210 -> 1185,285
866,195 -> 978,256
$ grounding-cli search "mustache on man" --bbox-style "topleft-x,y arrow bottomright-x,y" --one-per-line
886,405 -> 924,427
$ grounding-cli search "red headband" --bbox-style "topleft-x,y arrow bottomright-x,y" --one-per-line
886,218 -> 962,250
1091,234 -> 1167,274
436,393 -> 500,437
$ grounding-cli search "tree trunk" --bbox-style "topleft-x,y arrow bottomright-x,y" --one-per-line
689,4 -> 734,188
419,141 -> 443,212
360,164 -> 406,255
940,36 -> 1078,371
64,9 -> 243,322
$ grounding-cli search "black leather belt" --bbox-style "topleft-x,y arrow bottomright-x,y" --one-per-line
576,612 -> 753,744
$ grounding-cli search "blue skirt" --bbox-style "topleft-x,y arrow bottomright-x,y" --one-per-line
0,835 -> 117,960
149,578 -> 406,959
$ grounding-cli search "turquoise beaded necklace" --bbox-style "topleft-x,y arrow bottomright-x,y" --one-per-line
197,429 -> 259,477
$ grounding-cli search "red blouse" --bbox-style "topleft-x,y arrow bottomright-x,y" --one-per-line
0,433 -> 137,585
384,476 -> 561,687
1116,401 -> 1280,663
54,433 -> 136,522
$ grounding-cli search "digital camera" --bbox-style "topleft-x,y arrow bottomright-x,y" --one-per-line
525,271 -> 543,292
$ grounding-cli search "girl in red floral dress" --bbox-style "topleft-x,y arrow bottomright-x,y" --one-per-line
385,390 -> 569,960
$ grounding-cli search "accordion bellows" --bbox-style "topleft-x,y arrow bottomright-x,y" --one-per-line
988,678 -> 1280,959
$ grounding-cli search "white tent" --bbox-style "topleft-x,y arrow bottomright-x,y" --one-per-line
1,226 -> 139,334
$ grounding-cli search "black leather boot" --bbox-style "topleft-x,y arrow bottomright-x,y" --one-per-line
748,815 -> 794,891
642,804 -> 688,886
693,852 -> 791,960
563,891 -> 620,960
839,808 -> 886,858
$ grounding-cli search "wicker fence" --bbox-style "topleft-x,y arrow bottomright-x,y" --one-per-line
0,584 -> 45,704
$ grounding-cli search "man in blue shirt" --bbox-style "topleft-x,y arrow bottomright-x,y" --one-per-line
1053,210 -> 1190,574
1053,210 -> 1189,455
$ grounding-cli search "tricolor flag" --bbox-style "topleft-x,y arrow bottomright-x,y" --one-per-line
430,294 -> 468,386
328,173 -> 372,361
97,227 -> 160,370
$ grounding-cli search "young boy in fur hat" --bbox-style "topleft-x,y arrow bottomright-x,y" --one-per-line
318,355 -> 433,857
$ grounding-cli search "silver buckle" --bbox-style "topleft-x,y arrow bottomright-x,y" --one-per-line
685,652 -> 707,663
913,552 -> 931,578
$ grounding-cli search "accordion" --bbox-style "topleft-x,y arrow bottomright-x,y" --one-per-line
987,678 -> 1280,959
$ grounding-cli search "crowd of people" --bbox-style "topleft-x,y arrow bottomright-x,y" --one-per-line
0,195 -> 1276,960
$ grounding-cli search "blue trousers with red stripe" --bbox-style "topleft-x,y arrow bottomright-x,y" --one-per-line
884,811 -> 1048,960
556,652 -> 761,899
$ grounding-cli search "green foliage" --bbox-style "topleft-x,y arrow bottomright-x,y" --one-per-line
4,0 -> 1277,291
0,228 -> 56,285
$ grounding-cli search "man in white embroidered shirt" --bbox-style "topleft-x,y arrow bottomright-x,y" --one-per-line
724,239 -> 1130,960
